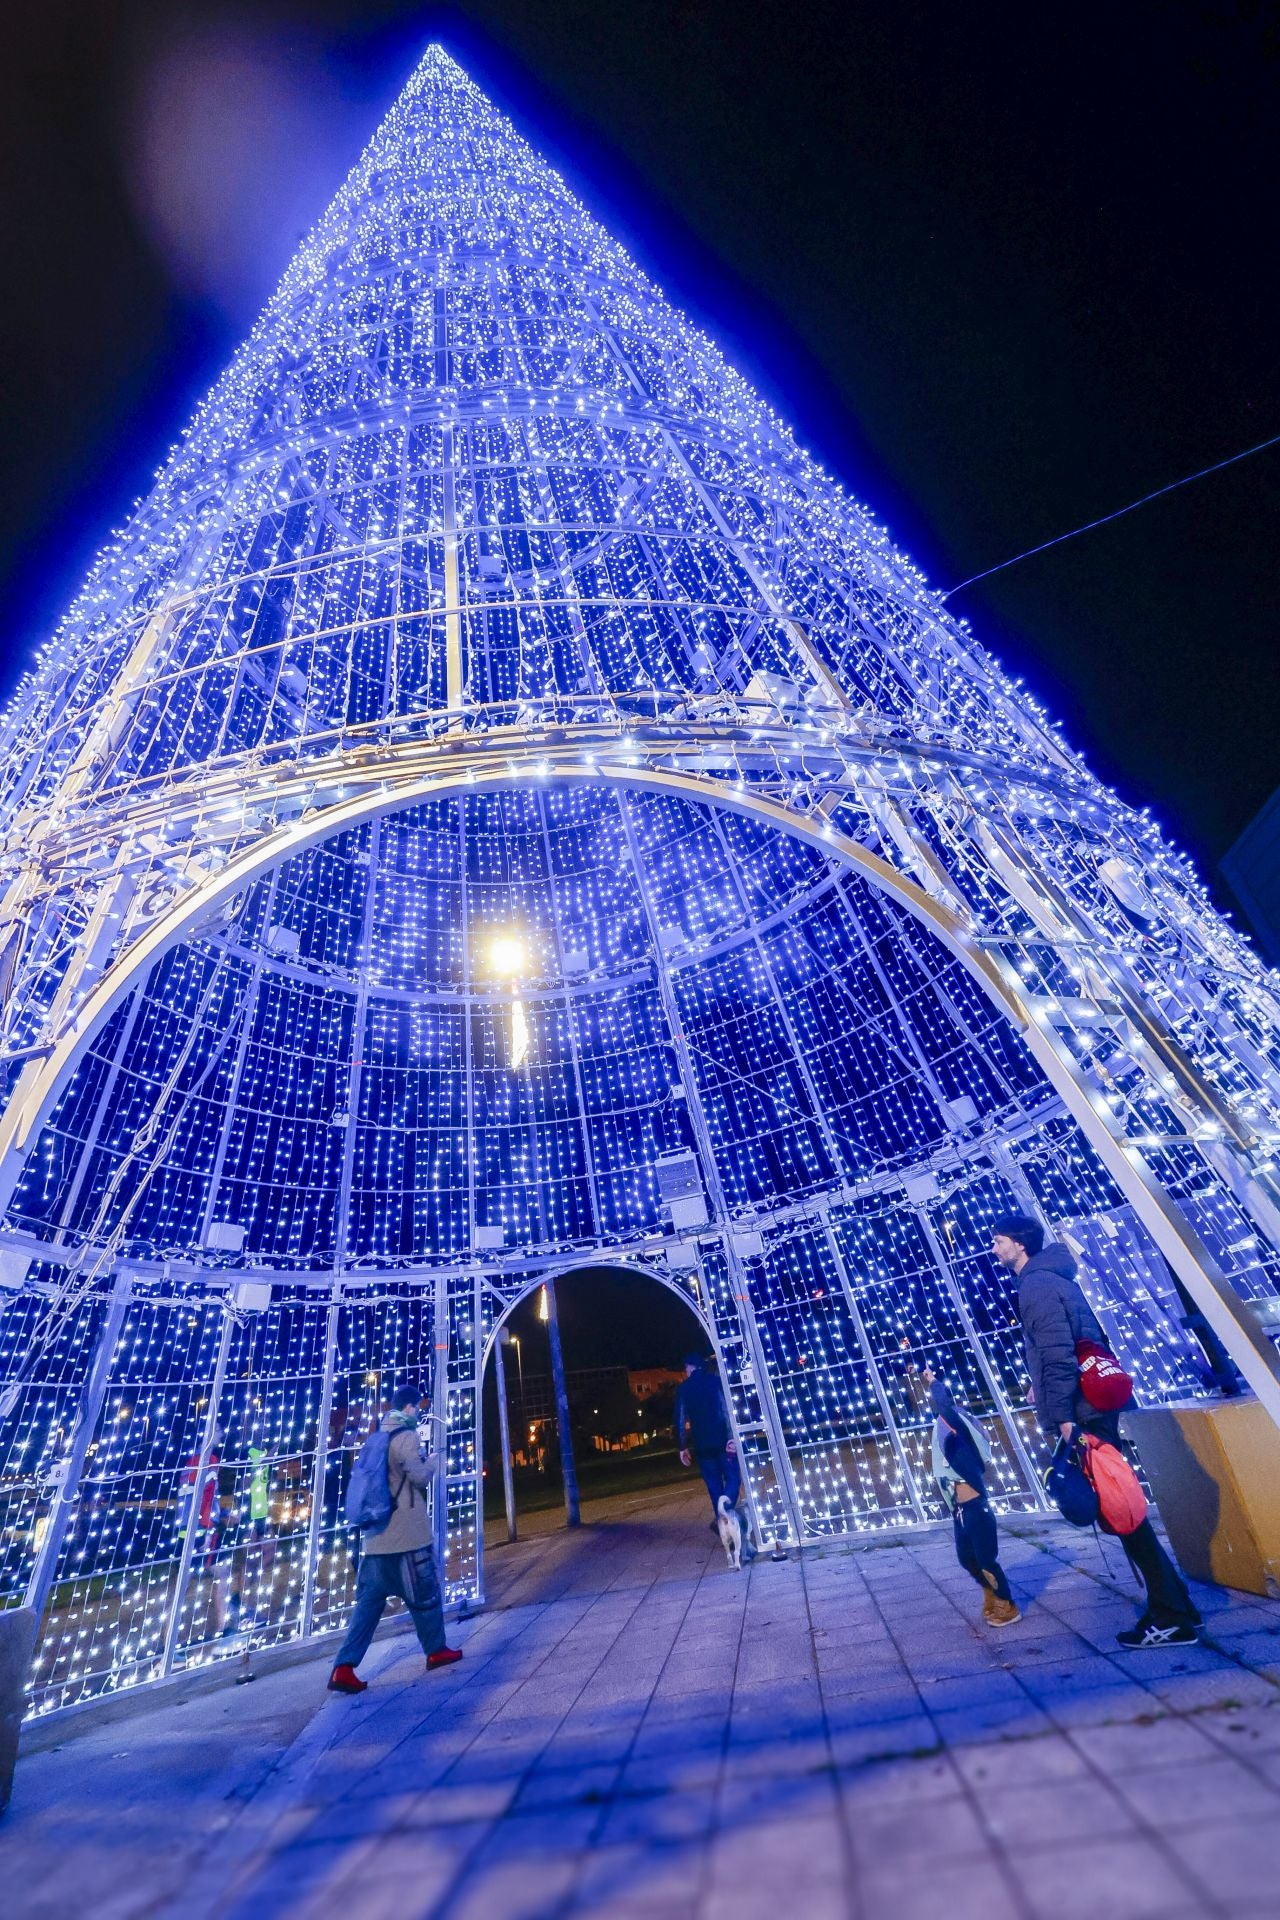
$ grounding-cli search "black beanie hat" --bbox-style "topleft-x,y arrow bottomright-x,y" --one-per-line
993,1213 -> 1044,1256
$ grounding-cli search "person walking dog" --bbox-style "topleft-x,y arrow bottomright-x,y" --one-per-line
328,1382 -> 462,1694
993,1213 -> 1201,1648
675,1353 -> 756,1558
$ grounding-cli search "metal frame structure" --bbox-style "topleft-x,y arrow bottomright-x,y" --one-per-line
2,46 -> 1280,1717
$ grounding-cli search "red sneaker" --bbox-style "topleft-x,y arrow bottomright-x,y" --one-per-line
426,1647 -> 463,1670
327,1663 -> 368,1694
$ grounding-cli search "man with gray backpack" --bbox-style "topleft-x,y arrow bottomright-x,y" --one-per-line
328,1382 -> 461,1694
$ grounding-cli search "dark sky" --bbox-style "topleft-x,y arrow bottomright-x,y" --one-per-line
498,1268 -> 704,1375
3,1 -> 1279,902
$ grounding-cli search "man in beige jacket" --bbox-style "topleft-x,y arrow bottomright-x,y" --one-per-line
328,1383 -> 462,1693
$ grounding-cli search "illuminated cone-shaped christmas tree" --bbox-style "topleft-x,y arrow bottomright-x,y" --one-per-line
2,46 -> 1279,1714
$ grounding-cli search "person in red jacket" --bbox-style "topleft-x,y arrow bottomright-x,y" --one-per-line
178,1428 -> 223,1573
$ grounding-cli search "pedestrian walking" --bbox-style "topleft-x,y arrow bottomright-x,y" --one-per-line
993,1213 -> 1201,1647
1171,1273 -> 1244,1397
675,1353 -> 756,1559
328,1382 -> 462,1694
923,1370 -> 1020,1626
178,1426 -> 224,1574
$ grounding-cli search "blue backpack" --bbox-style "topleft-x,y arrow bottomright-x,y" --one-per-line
1044,1434 -> 1100,1528
344,1429 -> 394,1534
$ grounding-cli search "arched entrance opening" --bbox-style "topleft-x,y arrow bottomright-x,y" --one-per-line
0,776 -> 1233,1713
478,1261 -> 725,1555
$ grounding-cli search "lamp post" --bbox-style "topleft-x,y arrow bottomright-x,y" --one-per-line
488,930 -> 580,1531
541,1281 -> 580,1528
494,1328 -> 518,1543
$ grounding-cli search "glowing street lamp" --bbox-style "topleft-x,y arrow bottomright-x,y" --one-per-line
487,930 -> 530,1068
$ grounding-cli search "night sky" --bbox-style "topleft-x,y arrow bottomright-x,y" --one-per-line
3,1 -> 1278,898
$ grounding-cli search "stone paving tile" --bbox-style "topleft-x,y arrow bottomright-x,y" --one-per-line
442,1854 -> 582,1920
847,1786 -> 990,1863
572,1841 -> 705,1912
949,1731 -> 1088,1790
705,1811 -> 848,1885
1116,1752 -> 1280,1826
979,1773 -> 1140,1847
1197,1698 -> 1280,1754
1039,1682 -> 1163,1731
1008,1836 -> 1198,1920
854,1859 -> 1025,1920
597,1783 -> 720,1846
828,1712 -> 941,1767
1069,1713 -> 1226,1772
17,1489 -> 1280,1920
1164,1818 -> 1280,1906
929,1696 -> 1056,1745
1138,1667 -> 1276,1714
513,1759 -> 621,1810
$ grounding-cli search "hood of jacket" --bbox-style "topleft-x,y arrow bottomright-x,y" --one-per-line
380,1408 -> 419,1435
1017,1242 -> 1078,1289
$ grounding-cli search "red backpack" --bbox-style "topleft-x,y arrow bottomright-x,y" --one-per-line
1079,1433 -> 1147,1536
1076,1339 -> 1133,1412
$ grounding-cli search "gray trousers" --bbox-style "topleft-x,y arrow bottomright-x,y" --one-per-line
336,1545 -> 445,1667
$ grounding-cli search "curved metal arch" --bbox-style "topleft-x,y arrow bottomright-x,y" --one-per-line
0,762 -> 1014,1167
477,1253 -> 716,1378
3,752 -> 1280,1423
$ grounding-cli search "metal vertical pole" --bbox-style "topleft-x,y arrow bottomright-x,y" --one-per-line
300,1290 -> 342,1639
329,820 -> 379,1268
704,816 -> 925,1530
684,1249 -> 768,1551
493,1329 -> 517,1543
818,1212 -> 927,1522
51,991 -> 148,1238
196,891 -> 277,1247
544,1278 -> 580,1527
536,789 -> 604,1237
457,805 -> 486,1603
161,1300 -> 237,1676
24,1272 -> 131,1629
433,1265 -> 450,1576
720,1241 -> 806,1545
988,1142 -> 1049,1224
441,427 -> 464,719
704,809 -> 845,1183
615,792 -> 804,1544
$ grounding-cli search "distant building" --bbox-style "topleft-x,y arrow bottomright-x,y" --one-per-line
1222,788 -> 1280,967
502,1365 -> 668,1460
628,1367 -> 685,1403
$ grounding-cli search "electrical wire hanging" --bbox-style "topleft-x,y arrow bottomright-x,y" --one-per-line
941,428 -> 1280,599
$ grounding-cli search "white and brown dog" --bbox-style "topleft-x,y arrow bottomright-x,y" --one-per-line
716,1495 -> 743,1570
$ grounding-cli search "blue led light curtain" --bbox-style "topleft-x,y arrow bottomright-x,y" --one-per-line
0,49 -> 1278,1717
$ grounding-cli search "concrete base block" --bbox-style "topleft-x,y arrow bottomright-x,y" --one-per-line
0,1608 -> 37,1812
1127,1398 -> 1280,1597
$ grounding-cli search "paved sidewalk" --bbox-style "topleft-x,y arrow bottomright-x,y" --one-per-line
9,1485 -> 1280,1918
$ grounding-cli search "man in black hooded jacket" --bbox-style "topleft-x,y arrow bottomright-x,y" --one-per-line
994,1213 -> 1200,1648
674,1354 -> 755,1558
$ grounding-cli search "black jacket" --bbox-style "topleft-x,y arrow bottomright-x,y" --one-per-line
674,1365 -> 731,1453
1016,1242 -> 1108,1433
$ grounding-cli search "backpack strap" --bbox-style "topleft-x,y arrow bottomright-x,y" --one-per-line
386,1430 -> 416,1508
